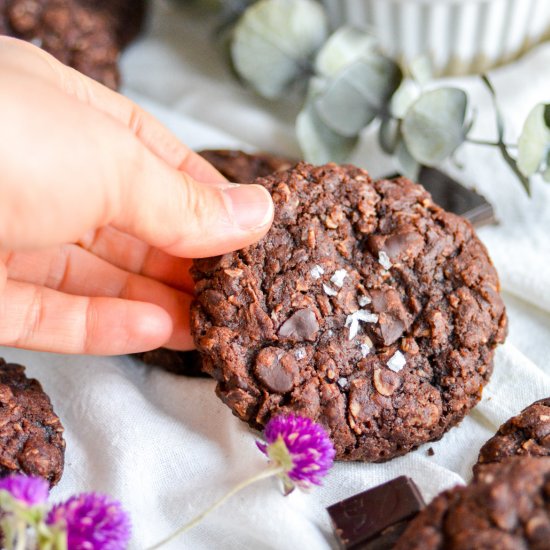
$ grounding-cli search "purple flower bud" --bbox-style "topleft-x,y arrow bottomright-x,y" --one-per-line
0,474 -> 49,506
47,493 -> 131,550
257,414 -> 335,491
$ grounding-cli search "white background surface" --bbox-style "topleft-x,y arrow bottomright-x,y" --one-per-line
2,2 -> 550,548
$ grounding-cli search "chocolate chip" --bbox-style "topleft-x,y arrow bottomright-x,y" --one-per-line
278,309 -> 319,341
254,347 -> 298,393
370,289 -> 412,346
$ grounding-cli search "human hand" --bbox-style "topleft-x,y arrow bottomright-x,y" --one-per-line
0,37 -> 274,355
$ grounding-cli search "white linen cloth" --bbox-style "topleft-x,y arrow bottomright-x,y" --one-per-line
2,2 -> 550,548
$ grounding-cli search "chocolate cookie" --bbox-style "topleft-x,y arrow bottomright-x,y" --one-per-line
474,398 -> 550,475
0,358 -> 65,485
191,163 -> 507,462
395,457 -> 550,549
135,349 -> 207,378
199,149 -> 294,183
0,0 -> 146,88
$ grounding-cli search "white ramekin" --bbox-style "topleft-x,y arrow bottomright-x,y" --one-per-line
322,0 -> 550,76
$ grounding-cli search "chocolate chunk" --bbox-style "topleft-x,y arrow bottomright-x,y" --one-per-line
278,309 -> 319,341
370,289 -> 412,346
254,347 -> 298,393
327,476 -> 425,549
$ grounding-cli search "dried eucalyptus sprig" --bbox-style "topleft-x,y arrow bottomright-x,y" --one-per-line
224,0 -> 550,195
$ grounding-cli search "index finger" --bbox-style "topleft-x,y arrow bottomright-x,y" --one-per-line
0,37 -> 225,183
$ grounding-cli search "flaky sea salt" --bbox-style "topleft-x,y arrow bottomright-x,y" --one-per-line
295,348 -> 306,360
358,295 -> 371,307
310,265 -> 325,279
378,251 -> 392,270
387,351 -> 406,372
345,310 -> 379,340
323,284 -> 338,297
330,269 -> 348,288
360,343 -> 371,357
337,377 -> 348,389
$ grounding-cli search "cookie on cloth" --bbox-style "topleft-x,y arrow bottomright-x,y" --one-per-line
474,397 -> 550,475
0,358 -> 65,485
394,457 -> 550,549
0,0 -> 146,88
191,163 -> 507,461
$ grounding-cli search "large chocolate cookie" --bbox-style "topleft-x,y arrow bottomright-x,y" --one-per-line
0,0 -> 146,88
474,398 -> 550,475
191,163 -> 507,461
395,457 -> 550,549
0,358 -> 65,485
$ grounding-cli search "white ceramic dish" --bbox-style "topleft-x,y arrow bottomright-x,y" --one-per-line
322,0 -> 550,75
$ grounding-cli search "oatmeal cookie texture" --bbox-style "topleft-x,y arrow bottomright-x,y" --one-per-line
0,358 -> 65,485
191,163 -> 507,462
474,398 -> 550,475
0,0 -> 146,88
395,457 -> 550,549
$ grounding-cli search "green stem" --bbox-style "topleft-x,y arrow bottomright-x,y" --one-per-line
146,466 -> 284,550
466,138 -> 518,149
14,519 -> 26,550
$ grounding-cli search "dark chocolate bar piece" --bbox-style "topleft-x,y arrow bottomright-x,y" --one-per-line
418,167 -> 496,227
327,476 -> 425,550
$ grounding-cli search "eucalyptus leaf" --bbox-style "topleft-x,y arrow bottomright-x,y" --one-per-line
231,0 -> 328,98
395,140 -> 420,181
390,80 -> 420,118
378,117 -> 401,155
402,88 -> 468,166
517,103 -> 550,177
409,56 -> 433,86
315,26 -> 377,78
297,97 -> 358,164
314,54 -> 402,136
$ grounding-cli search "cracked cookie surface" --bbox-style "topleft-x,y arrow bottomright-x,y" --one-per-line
191,163 -> 507,461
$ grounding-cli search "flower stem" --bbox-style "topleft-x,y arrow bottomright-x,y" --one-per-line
14,519 -> 27,550
146,466 -> 284,550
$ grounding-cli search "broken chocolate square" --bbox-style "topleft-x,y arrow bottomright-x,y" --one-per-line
327,476 -> 425,549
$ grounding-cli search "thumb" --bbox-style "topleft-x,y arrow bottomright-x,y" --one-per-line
113,140 -> 274,258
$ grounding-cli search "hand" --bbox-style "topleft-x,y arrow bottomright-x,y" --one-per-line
0,37 -> 274,356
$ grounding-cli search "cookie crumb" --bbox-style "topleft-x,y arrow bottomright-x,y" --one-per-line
427,447 -> 435,456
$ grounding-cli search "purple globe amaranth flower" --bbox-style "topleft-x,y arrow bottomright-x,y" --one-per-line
47,493 -> 131,550
0,474 -> 49,506
257,414 -> 335,493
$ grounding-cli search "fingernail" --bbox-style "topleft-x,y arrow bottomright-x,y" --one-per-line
222,184 -> 273,231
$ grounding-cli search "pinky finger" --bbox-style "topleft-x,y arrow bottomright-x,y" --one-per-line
0,280 -> 174,355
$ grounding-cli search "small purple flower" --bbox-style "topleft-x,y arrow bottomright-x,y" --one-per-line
47,493 -> 131,550
257,414 -> 335,492
0,475 -> 49,506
